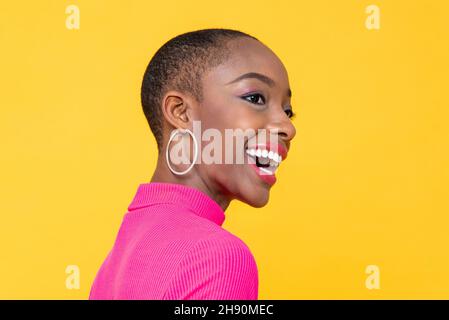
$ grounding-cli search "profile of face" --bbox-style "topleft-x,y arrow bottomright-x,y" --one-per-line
162,37 -> 296,208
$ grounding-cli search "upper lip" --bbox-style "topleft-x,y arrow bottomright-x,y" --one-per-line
246,140 -> 288,161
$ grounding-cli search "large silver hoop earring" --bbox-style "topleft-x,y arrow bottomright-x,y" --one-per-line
165,128 -> 198,176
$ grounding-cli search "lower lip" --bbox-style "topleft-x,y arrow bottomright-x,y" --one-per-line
246,153 -> 277,186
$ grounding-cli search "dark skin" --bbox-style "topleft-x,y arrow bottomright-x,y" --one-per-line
150,37 -> 296,211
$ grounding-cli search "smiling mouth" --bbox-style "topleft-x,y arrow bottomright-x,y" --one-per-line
245,148 -> 282,176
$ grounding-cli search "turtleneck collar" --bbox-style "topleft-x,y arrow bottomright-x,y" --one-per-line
127,182 -> 226,226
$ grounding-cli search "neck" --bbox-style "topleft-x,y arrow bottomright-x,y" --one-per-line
150,156 -> 231,212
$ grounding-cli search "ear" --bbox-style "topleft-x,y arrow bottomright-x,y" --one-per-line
161,90 -> 193,129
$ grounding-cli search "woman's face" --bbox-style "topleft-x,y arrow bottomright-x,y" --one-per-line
193,37 -> 296,208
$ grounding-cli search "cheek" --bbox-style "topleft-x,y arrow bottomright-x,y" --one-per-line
200,97 -> 261,132
197,97 -> 264,170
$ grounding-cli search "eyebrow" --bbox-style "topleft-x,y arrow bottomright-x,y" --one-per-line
226,72 -> 292,98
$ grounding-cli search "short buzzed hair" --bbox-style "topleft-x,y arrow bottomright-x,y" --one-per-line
141,28 -> 258,153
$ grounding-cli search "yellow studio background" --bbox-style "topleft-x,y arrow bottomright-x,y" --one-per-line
1,0 -> 448,299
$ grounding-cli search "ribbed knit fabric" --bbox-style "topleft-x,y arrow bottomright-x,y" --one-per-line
89,182 -> 259,300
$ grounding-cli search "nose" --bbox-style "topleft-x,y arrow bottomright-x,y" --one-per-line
266,108 -> 297,150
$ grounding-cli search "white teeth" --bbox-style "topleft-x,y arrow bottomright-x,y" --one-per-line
245,148 -> 282,167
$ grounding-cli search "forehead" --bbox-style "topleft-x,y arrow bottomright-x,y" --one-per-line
204,37 -> 290,88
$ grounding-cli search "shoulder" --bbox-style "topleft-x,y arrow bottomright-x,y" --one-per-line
142,202 -> 225,233
190,230 -> 258,267
129,203 -> 226,245
163,230 -> 259,300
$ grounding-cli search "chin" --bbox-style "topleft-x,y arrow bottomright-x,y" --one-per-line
241,189 -> 270,208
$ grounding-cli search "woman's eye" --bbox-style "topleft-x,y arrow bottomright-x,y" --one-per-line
285,108 -> 296,119
243,93 -> 265,105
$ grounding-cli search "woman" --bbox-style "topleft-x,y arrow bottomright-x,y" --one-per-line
90,28 -> 296,300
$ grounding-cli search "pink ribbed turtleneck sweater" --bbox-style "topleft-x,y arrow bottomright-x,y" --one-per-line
89,182 -> 258,300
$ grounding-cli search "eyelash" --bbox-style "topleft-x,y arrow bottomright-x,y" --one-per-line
285,108 -> 296,120
243,93 -> 266,105
242,93 -> 296,119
